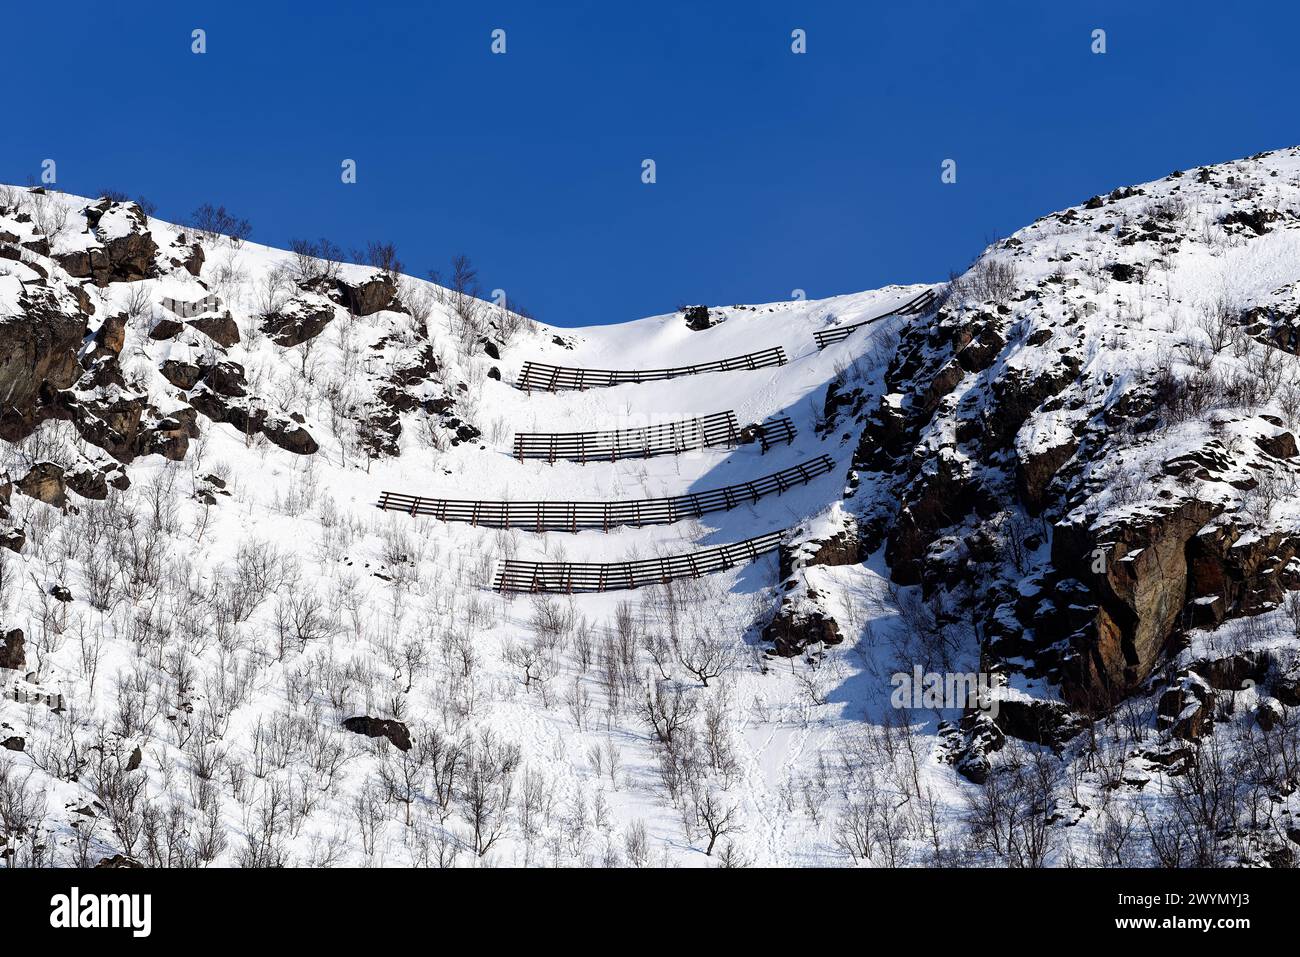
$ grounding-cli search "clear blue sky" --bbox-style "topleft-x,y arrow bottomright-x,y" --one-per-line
5,1 -> 1295,326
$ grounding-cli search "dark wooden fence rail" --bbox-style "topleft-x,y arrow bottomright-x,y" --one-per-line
377,454 -> 834,532
753,416 -> 796,452
516,346 -> 788,392
813,289 -> 937,350
513,410 -> 739,463
492,529 -> 785,593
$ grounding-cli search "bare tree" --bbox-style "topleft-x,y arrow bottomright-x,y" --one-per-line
692,788 -> 741,856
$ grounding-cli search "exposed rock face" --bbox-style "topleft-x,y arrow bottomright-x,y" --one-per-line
342,716 -> 412,751
1185,524 -> 1300,628
0,629 -> 25,670
189,389 -> 318,456
55,200 -> 159,285
1056,499 -> 1219,708
1157,673 -> 1215,741
96,313 -> 128,356
681,305 -> 716,331
0,286 -> 89,440
763,610 -> 842,658
16,462 -> 67,507
188,312 -> 241,347
261,293 -> 337,346
1015,416 -> 1080,515
885,450 -> 992,585
336,272 -> 400,316
163,234 -> 205,276
0,525 -> 24,553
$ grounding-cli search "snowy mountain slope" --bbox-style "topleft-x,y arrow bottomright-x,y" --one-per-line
5,146 -> 1300,869
0,182 -> 938,867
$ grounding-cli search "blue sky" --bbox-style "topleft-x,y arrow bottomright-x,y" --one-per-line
4,1 -> 1295,326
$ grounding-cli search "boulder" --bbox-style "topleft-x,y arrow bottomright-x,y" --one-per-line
138,415 -> 191,462
682,305 -> 716,331
64,464 -> 110,500
263,418 -> 319,455
68,390 -> 147,461
159,359 -> 203,391
147,317 -> 184,341
1157,673 -> 1215,741
261,294 -> 337,347
95,313 -> 128,356
336,272 -> 400,316
762,609 -> 842,657
16,462 -> 67,507
342,716 -> 412,751
0,525 -> 24,553
187,312 -> 240,347
166,237 -> 205,277
1256,429 -> 1299,459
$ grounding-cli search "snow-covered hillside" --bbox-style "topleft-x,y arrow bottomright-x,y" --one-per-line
5,147 -> 1300,868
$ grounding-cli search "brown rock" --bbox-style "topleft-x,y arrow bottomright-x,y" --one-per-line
1016,433 -> 1079,515
0,629 -> 24,670
187,312 -> 240,347
1255,430 -> 1299,459
762,609 -> 842,657
17,462 -> 67,507
263,419 -> 319,455
336,272 -> 400,316
159,359 -> 203,391
0,287 -> 90,440
147,317 -> 185,340
1157,675 -> 1215,741
261,295 -> 337,347
96,313 -> 128,356
0,525 -> 24,553
1057,497 -> 1219,707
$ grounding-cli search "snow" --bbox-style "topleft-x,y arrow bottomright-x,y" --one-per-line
5,146 -> 1300,868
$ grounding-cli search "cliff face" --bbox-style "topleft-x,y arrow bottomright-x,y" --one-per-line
775,148 -> 1300,810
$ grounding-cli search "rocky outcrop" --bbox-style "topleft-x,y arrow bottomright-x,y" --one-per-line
336,272 -> 401,316
762,609 -> 842,657
261,294 -> 337,347
1157,672 -> 1215,741
0,286 -> 89,440
55,200 -> 159,285
1185,523 -> 1300,628
1056,498 -> 1219,708
16,462 -> 67,507
885,450 -> 993,586
189,389 -> 318,456
188,312 -> 240,347
681,305 -> 716,331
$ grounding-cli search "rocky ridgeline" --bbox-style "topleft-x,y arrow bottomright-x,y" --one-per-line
0,188 -> 485,554
769,148 -> 1300,792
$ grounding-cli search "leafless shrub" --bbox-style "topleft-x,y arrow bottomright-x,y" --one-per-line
191,203 -> 252,246
952,255 -> 1019,306
288,238 -> 345,285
